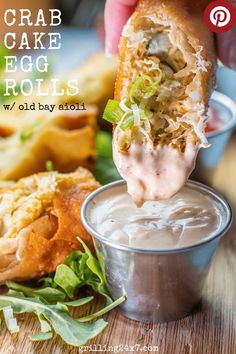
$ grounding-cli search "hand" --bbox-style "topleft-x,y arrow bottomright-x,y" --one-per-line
105,0 -> 236,70
104,0 -> 137,55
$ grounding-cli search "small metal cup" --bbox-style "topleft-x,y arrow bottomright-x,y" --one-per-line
193,91 -> 236,184
81,180 -> 232,323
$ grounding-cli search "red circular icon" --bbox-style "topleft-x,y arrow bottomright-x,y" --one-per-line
204,0 -> 236,33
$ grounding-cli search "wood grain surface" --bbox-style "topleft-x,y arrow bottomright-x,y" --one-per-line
0,133 -> 236,354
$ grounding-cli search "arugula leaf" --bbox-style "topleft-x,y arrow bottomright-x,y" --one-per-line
60,239 -> 113,305
0,238 -> 126,346
30,332 -> 53,341
37,276 -> 54,287
54,264 -> 81,299
96,130 -> 113,158
93,241 -> 106,281
94,156 -> 121,185
37,312 -> 51,332
6,281 -> 66,304
77,237 -> 113,305
0,295 -> 108,346
78,295 -> 126,322
78,238 -> 105,286
94,131 -> 120,185
63,297 -> 94,307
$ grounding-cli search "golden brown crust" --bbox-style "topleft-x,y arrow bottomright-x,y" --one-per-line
0,107 -> 97,181
0,168 -> 99,282
115,0 -> 216,108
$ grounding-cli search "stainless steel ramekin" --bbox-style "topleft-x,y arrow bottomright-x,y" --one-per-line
81,180 -> 232,323
193,91 -> 236,184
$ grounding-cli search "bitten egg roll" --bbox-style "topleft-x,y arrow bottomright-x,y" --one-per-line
104,0 -> 216,206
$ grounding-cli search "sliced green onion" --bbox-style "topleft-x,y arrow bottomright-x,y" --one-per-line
120,99 -> 132,113
131,104 -> 141,126
103,99 -> 124,123
129,75 -> 157,101
103,72 -> 162,133
19,123 -> 40,143
20,128 -> 34,143
45,160 -> 54,172
120,114 -> 134,131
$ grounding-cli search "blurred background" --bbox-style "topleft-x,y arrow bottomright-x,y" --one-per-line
0,0 -> 236,205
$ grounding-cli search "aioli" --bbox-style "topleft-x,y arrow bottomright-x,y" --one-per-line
88,183 -> 222,250
113,133 -> 199,207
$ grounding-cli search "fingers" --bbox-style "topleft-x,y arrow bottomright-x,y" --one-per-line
104,0 -> 137,55
216,28 -> 236,70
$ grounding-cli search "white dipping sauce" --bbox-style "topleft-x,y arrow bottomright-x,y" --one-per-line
88,183 -> 223,249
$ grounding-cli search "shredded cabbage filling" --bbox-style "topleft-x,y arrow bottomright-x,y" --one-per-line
103,20 -> 207,152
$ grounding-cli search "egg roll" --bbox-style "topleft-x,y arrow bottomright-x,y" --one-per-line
0,168 -> 99,282
0,106 -> 97,181
104,0 -> 216,206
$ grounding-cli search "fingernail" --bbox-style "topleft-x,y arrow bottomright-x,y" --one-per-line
105,47 -> 115,58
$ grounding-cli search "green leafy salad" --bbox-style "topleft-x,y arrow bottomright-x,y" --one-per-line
0,237 -> 125,346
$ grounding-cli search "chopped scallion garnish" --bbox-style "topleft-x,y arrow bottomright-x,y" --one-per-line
20,129 -> 33,143
103,99 -> 124,123
120,114 -> 134,131
45,160 -> 54,172
102,71 -> 162,132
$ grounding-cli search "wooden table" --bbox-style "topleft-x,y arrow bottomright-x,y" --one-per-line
0,134 -> 236,354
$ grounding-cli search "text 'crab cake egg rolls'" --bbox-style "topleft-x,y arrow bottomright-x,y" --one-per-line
103,0 -> 216,206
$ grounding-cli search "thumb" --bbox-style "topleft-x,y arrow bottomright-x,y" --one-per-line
104,0 -> 138,56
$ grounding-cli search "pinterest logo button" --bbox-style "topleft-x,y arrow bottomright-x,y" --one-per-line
204,0 -> 236,32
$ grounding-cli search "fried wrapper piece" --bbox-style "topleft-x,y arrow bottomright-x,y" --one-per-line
0,107 -> 97,181
0,168 -> 100,282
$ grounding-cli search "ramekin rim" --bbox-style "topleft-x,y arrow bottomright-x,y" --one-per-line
81,180 -> 232,255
